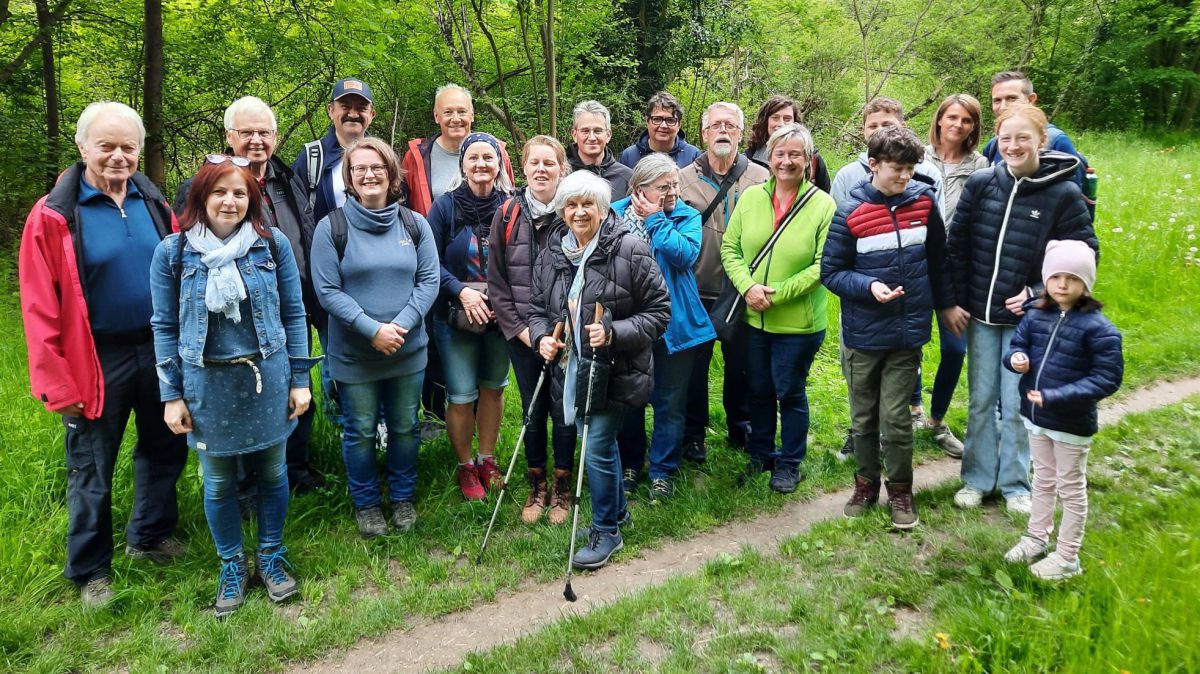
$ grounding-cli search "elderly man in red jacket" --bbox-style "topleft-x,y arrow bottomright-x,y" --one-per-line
19,101 -> 187,608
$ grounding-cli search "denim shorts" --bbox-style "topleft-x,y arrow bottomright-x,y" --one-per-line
431,318 -> 510,404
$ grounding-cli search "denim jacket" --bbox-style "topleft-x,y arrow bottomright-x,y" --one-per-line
150,228 -> 316,401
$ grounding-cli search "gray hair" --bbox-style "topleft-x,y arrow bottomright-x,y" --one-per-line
627,153 -> 679,192
553,171 -> 612,220
765,123 -> 814,161
74,101 -> 145,149
571,100 -> 612,131
700,101 -> 745,130
434,83 -> 473,110
223,96 -> 277,132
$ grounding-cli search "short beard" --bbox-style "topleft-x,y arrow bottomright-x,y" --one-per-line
710,142 -> 734,159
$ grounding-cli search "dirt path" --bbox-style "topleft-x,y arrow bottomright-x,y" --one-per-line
293,377 -> 1200,674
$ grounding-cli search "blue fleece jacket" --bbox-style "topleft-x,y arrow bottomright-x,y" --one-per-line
618,130 -> 703,169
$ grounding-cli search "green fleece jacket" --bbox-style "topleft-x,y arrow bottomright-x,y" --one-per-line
720,178 -> 836,334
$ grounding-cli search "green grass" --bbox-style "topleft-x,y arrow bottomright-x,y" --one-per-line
445,398 -> 1200,674
0,131 -> 1197,673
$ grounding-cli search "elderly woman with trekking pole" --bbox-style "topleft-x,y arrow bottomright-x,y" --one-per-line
528,171 -> 669,574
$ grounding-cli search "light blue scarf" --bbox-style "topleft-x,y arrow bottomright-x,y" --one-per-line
560,230 -> 600,425
185,222 -> 260,322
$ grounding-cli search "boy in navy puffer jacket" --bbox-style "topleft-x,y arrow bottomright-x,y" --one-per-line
822,125 -> 954,530
1002,240 -> 1122,580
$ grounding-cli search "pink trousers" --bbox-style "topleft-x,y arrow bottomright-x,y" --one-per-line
1026,431 -> 1090,561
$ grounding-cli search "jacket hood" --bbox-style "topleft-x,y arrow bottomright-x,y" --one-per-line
995,150 -> 1081,193
567,143 -> 620,171
633,129 -> 693,157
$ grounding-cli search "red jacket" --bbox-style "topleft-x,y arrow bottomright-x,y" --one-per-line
19,162 -> 177,419
402,133 -> 515,216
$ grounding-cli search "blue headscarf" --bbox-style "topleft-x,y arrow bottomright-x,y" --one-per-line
459,132 -> 503,165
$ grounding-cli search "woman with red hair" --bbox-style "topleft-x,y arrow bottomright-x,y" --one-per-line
150,157 -> 316,618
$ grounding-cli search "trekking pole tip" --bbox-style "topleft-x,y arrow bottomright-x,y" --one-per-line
563,583 -> 577,602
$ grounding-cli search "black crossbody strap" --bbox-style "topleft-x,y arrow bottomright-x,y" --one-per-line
747,184 -> 819,274
700,155 -> 750,223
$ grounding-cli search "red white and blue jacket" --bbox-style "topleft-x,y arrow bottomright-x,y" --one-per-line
821,179 -> 952,351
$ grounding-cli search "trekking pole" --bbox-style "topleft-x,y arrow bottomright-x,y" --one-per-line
564,303 -> 604,602
476,321 -> 563,564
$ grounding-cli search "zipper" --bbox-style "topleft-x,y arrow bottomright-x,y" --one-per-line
888,205 -> 908,339
985,174 -> 1023,324
1030,309 -> 1068,426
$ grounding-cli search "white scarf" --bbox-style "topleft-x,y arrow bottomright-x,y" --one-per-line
185,222 -> 261,323
524,187 -> 555,219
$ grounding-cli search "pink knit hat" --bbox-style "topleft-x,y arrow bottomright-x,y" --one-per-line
1042,239 -> 1096,293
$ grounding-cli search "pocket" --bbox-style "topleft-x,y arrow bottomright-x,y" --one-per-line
63,416 -> 98,475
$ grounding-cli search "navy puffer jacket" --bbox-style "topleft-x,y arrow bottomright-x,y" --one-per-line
821,179 -> 951,351
948,152 -> 1097,326
1004,303 -> 1123,437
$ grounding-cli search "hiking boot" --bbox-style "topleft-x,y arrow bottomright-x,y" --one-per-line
769,464 -> 802,494
521,468 -> 549,524
576,510 -> 632,541
571,529 -> 624,570
256,546 -> 298,603
391,500 -> 417,532
681,440 -> 707,464
737,458 -> 772,486
843,474 -> 881,518
621,468 -> 639,496
1030,551 -> 1082,580
728,421 -> 751,450
80,576 -> 113,609
1005,493 -> 1033,515
457,464 -> 486,501
835,430 -> 855,462
954,486 -> 984,509
1004,536 -> 1049,563
476,456 -> 502,491
548,469 -> 572,525
648,477 -> 673,503
355,506 -> 388,539
929,422 -> 964,459
886,481 -> 919,530
910,408 -> 926,430
214,555 -> 249,618
126,536 -> 186,564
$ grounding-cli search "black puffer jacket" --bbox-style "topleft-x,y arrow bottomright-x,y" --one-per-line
1004,301 -> 1123,436
948,152 -> 1097,325
487,193 -> 565,341
528,216 -> 670,421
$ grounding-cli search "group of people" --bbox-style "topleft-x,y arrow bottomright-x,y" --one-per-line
19,70 -> 1122,618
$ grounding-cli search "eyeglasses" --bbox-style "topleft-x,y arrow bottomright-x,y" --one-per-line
206,154 -> 250,167
350,164 -> 388,177
574,127 -> 607,138
705,122 -> 741,132
645,181 -> 680,193
232,128 -> 276,141
649,116 -> 680,127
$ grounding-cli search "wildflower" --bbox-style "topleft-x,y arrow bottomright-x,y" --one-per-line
935,632 -> 951,650
1184,173 -> 1192,179
1112,227 -> 1124,233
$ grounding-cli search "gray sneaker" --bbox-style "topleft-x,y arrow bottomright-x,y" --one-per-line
391,500 -> 417,532
648,478 -> 672,503
126,536 -> 186,564
80,576 -> 113,609
214,555 -> 249,618
355,506 -> 388,539
256,546 -> 298,603
930,422 -> 964,458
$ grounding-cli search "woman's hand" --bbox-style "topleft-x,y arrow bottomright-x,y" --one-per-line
745,284 -> 775,311
371,323 -> 407,355
517,327 -> 532,348
459,286 -> 494,325
585,321 -> 609,348
1005,290 -> 1029,316
164,399 -> 193,435
940,306 -> 971,337
1010,352 -> 1030,373
870,281 -> 905,304
630,190 -> 663,218
538,335 -> 564,362
288,387 -> 312,419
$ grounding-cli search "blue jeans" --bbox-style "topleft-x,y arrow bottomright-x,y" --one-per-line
963,320 -> 1030,497
746,328 -> 825,469
197,442 -> 288,560
577,404 -> 627,534
339,371 -> 423,508
316,326 -> 343,427
911,313 -> 967,420
619,341 -> 697,479
431,319 -> 510,404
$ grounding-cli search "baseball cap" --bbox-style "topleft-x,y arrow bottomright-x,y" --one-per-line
331,78 -> 374,104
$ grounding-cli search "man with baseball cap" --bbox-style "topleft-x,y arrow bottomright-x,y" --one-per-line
292,78 -> 377,226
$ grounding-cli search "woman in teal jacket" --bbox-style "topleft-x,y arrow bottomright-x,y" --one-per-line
615,153 -> 716,500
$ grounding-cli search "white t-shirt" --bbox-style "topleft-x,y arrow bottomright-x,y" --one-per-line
331,157 -> 347,208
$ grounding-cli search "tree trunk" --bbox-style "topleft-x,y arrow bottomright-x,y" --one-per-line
36,0 -> 60,190
142,0 -> 165,185
544,0 -> 556,135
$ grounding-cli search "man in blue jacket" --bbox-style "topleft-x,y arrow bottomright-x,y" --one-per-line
981,71 -> 1085,188
292,78 -> 377,226
618,91 -> 702,169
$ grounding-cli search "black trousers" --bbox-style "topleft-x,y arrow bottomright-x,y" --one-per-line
421,319 -> 447,422
63,337 -> 187,584
683,298 -> 751,446
507,338 -> 576,471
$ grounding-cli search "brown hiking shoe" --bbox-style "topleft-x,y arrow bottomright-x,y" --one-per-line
521,468 -> 549,524
548,469 -> 571,525
886,481 -> 919,530
843,474 -> 881,518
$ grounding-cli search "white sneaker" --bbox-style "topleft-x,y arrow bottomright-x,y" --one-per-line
1005,494 -> 1033,515
1004,536 -> 1048,563
1030,551 -> 1082,580
954,486 -> 984,508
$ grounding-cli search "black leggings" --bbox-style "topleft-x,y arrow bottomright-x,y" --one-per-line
507,338 -> 576,471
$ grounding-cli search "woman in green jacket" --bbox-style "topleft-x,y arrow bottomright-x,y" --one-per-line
721,123 -> 836,493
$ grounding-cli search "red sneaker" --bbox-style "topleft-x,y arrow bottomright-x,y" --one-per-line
476,456 -> 502,491
457,464 -> 486,501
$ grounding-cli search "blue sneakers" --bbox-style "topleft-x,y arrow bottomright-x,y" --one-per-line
572,529 -> 624,570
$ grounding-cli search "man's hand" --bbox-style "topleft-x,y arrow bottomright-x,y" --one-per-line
53,402 -> 84,417
1005,290 -> 1029,316
870,281 -> 905,303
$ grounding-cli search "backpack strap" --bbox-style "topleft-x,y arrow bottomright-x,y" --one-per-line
329,207 -> 350,261
398,205 -> 421,246
501,197 -> 522,246
304,140 -> 323,210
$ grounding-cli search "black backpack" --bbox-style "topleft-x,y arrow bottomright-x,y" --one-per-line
328,205 -> 422,260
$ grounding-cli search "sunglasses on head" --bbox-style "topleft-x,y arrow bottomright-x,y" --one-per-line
206,154 -> 251,167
